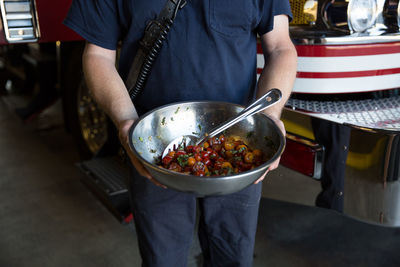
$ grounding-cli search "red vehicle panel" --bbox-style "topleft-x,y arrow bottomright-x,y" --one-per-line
0,15 -> 7,44
35,0 -> 81,42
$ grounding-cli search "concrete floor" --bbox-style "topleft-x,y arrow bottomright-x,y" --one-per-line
0,94 -> 322,267
6,95 -> 399,267
0,97 -> 142,266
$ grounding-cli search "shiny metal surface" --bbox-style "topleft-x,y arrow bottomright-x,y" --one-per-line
0,0 -> 38,43
129,101 -> 285,196
162,89 -> 282,156
281,109 -> 400,226
286,96 -> 400,131
344,128 -> 400,226
77,81 -> 108,155
288,0 -> 400,45
291,32 -> 400,45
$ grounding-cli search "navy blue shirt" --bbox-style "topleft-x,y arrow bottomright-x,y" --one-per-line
64,0 -> 292,113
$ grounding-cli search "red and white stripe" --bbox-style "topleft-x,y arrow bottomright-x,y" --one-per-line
257,42 -> 400,94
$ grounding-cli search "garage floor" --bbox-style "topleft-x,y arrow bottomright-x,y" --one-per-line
1,96 -> 400,267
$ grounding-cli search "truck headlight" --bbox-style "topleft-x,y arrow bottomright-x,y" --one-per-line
347,0 -> 378,33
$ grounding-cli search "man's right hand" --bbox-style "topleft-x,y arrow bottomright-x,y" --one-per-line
118,119 -> 167,188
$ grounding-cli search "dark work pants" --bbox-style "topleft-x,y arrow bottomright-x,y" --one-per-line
311,118 -> 351,213
128,164 -> 262,267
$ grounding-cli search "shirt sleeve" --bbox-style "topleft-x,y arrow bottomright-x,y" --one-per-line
63,0 -> 121,50
256,0 -> 293,36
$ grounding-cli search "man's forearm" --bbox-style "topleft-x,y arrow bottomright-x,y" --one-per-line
257,46 -> 297,119
82,43 -> 139,128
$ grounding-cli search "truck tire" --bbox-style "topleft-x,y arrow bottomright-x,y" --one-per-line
62,42 -> 109,159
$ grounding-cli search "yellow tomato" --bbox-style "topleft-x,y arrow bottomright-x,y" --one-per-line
224,142 -> 235,150
244,152 -> 254,163
187,157 -> 196,167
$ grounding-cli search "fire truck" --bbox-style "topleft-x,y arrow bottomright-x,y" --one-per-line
1,0 -> 400,226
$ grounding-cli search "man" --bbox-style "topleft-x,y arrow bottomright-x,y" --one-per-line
65,0 -> 297,266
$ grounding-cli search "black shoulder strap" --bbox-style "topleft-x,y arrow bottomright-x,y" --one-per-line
125,0 -> 186,101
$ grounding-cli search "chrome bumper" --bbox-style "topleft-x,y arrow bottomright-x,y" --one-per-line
282,102 -> 400,226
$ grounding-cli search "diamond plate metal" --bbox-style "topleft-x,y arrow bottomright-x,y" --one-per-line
286,96 -> 400,130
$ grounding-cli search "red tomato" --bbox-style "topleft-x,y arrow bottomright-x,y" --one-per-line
201,151 -> 210,159
209,151 -> 218,160
186,145 -> 194,153
162,155 -> 173,166
176,150 -> 187,157
193,145 -> 202,154
194,153 -> 202,162
203,158 -> 212,166
212,144 -> 222,152
192,161 -> 206,173
216,157 -> 225,163
239,162 -> 252,171
194,170 -> 205,176
214,161 -> 223,170
168,162 -> 182,172
209,136 -> 221,146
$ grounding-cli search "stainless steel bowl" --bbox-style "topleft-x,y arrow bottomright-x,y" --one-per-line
128,101 -> 285,196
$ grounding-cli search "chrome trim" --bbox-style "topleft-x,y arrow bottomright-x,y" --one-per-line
4,1 -> 30,12
281,108 -> 400,226
6,13 -> 32,20
383,134 -> 395,184
0,0 -> 38,43
314,142 -> 324,179
291,31 -> 400,45
8,27 -> 34,38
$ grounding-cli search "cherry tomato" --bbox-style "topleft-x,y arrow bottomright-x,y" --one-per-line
162,155 -> 173,166
168,162 -> 182,172
194,170 -> 205,176
167,151 -> 176,158
203,158 -> 212,166
244,152 -> 254,163
224,142 -> 235,150
192,161 -> 206,173
221,162 -> 233,169
203,142 -> 210,149
212,144 -> 222,152
236,144 -> 247,154
209,151 -> 218,160
239,162 -> 252,171
194,153 -> 202,162
187,157 -> 196,167
209,136 -> 222,146
253,149 -> 262,158
201,151 -> 210,159
225,150 -> 234,158
193,145 -> 202,154
216,157 -> 225,163
186,145 -> 194,153
214,161 -> 223,170
176,150 -> 187,157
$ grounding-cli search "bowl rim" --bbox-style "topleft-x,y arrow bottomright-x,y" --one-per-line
128,100 -> 286,179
